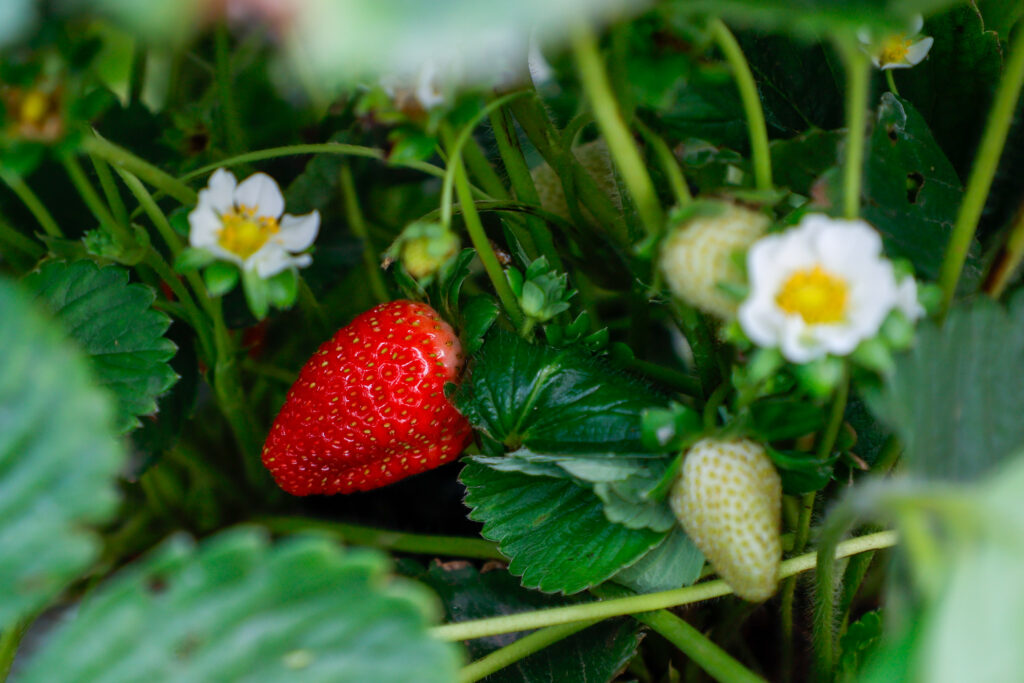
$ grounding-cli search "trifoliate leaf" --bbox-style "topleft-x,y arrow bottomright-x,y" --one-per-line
23,259 -> 177,433
0,275 -> 125,629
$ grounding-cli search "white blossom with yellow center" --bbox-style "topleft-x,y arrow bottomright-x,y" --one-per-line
858,15 -> 934,70
188,169 -> 320,277
738,214 -> 921,363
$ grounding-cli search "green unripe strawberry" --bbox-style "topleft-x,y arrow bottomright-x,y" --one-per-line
669,438 -> 782,602
660,202 -> 768,319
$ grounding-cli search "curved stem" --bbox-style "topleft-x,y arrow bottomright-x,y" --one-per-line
459,620 -> 598,683
636,609 -> 766,683
339,163 -> 389,304
709,19 -> 773,192
256,515 -> 504,560
83,134 -> 198,205
635,118 -> 692,207
0,168 -> 63,237
939,24 -> 1024,313
431,530 -> 898,642
0,617 -> 29,680
60,152 -> 132,245
885,69 -> 900,97
836,38 -> 870,220
571,23 -> 664,239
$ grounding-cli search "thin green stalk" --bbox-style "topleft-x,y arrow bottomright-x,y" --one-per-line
462,135 -> 509,200
144,251 -> 215,361
0,214 -> 43,261
615,355 -> 701,396
571,23 -> 664,239
635,118 -> 692,207
984,200 -> 1024,297
89,154 -> 129,229
885,70 -> 900,97
215,25 -> 247,153
449,142 -> 526,329
114,168 -> 186,257
61,152 -> 132,245
489,106 -> 562,268
941,25 -> 1024,311
0,618 -> 29,681
431,530 -> 898,642
636,610 -> 766,683
709,19 -> 773,192
297,277 -> 331,338
82,135 -> 198,205
211,305 -> 264,487
339,163 -> 389,304
256,516 -> 504,559
837,38 -> 870,219
0,168 -> 62,237
128,44 -> 147,105
459,620 -> 598,683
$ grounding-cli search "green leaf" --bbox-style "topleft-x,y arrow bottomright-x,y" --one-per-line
769,129 -> 843,195
0,275 -> 125,629
17,528 -> 461,682
461,462 -> 664,594
612,527 -> 704,594
414,561 -> 642,683
452,330 -> 666,454
23,260 -> 178,434
838,610 -> 885,680
862,94 -> 980,284
459,295 -> 499,355
895,4 -> 1004,176
748,398 -> 825,441
866,294 -> 1024,481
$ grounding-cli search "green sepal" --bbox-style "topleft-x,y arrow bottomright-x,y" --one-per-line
203,261 -> 239,297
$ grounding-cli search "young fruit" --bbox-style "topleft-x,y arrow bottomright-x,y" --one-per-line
669,438 -> 782,602
261,300 -> 473,495
531,139 -> 621,221
660,202 -> 769,319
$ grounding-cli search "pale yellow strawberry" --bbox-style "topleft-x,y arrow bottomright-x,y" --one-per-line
669,438 -> 782,602
531,139 -> 620,221
660,202 -> 769,319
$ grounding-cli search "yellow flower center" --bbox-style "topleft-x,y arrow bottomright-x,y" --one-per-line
218,206 -> 279,260
19,90 -> 50,125
775,265 -> 848,324
878,35 -> 913,66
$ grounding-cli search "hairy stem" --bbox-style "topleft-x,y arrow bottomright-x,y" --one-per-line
984,200 -> 1024,298
938,25 -> 1024,312
256,516 -> 504,559
431,530 -> 897,641
837,38 -> 870,220
215,25 -> 247,154
0,618 -> 29,681
637,609 -> 766,683
339,163 -> 389,304
0,168 -> 62,237
634,118 -> 692,207
83,135 -> 198,205
459,620 -> 598,683
709,19 -> 773,191
572,23 -> 664,239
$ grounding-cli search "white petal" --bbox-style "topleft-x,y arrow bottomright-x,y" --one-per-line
905,37 -> 934,66
275,211 -> 320,251
203,168 -> 237,214
188,207 -> 222,248
235,172 -> 285,219
857,27 -> 873,45
872,55 -> 884,69
910,14 -> 924,34
249,245 -> 292,278
896,277 -> 924,320
881,61 -> 911,71
738,299 -> 781,349
779,317 -> 823,363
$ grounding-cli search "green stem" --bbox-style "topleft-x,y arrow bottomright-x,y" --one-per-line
297,277 -> 331,338
61,152 -> 133,245
939,25 -> 1024,312
615,355 -> 701,396
215,24 -> 247,153
703,381 -> 731,430
82,135 -> 198,205
636,609 -> 766,683
0,618 -> 29,681
837,38 -> 870,219
114,168 -> 185,257
571,23 -> 664,239
211,304 -> 264,486
0,213 -> 43,261
635,118 -> 692,207
128,44 -> 147,105
0,169 -> 62,237
339,163 -> 389,304
984,200 -> 1024,298
885,69 -> 900,97
448,139 -> 526,329
89,154 -> 130,229
459,621 -> 598,683
462,136 -> 509,200
256,516 -> 504,559
432,530 -> 898,642
709,19 -> 773,192
144,251 -> 215,360
489,106 -> 562,268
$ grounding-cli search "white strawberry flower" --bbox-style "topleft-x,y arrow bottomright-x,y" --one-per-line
738,214 -> 922,364
188,169 -> 320,278
858,15 -> 934,70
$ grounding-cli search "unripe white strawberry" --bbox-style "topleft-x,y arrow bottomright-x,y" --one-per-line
660,202 -> 769,319
670,438 -> 782,602
531,139 -> 620,221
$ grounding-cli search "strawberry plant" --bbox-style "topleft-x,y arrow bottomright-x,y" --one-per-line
2,1 -> 1024,681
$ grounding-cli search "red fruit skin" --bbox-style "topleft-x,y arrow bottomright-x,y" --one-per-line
261,300 -> 473,495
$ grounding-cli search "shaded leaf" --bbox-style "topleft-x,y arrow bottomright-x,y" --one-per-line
461,462 -> 664,594
24,260 -> 178,433
612,527 -> 704,594
0,275 -> 124,629
866,294 -> 1024,481
17,528 -> 461,683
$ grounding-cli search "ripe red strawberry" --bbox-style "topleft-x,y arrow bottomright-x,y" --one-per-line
261,300 -> 473,495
